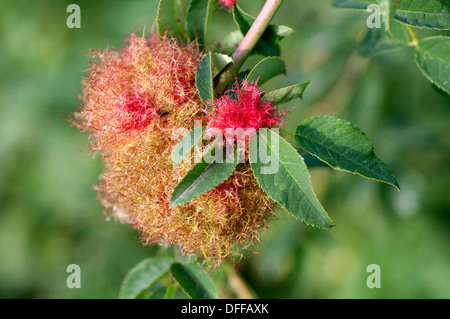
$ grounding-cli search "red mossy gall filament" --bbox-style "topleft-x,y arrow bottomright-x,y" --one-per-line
218,0 -> 238,9
206,79 -> 287,141
75,32 -> 200,151
120,92 -> 157,130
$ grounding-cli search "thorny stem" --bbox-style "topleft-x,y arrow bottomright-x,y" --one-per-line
216,0 -> 284,93
406,25 -> 418,47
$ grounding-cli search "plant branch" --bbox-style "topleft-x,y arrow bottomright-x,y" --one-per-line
216,0 -> 284,92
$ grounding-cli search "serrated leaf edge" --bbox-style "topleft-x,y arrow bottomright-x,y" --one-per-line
250,130 -> 335,229
296,115 -> 400,191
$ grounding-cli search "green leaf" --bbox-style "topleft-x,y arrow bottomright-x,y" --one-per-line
249,129 -> 334,228
196,52 -> 214,105
148,287 -> 168,299
303,153 -> 330,169
170,143 -> 239,207
414,36 -> 450,95
211,53 -> 234,78
170,263 -> 217,299
119,257 -> 174,299
157,0 -> 186,41
395,0 -> 450,30
332,0 -> 378,10
233,5 -> 281,56
135,285 -> 168,299
172,126 -> 206,169
359,20 -> 410,57
186,0 -> 213,46
261,81 -> 310,105
164,284 -> 178,299
214,30 -> 243,56
134,289 -> 153,299
295,116 -> 400,190
271,25 -> 295,37
246,57 -> 286,86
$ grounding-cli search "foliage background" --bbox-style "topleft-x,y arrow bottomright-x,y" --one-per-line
0,0 -> 449,298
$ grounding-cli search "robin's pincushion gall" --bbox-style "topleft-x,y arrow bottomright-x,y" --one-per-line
73,32 -> 286,266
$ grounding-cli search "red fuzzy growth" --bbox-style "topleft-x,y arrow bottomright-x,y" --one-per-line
75,32 -> 200,151
206,79 -> 286,144
119,92 -> 157,130
218,0 -> 237,10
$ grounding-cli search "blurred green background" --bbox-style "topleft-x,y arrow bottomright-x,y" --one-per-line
0,0 -> 449,298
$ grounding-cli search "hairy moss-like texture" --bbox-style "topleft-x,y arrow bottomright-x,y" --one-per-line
72,32 -> 274,266
218,0 -> 238,10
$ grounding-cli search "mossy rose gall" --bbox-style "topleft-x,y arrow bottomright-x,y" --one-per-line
72,32 -> 280,266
